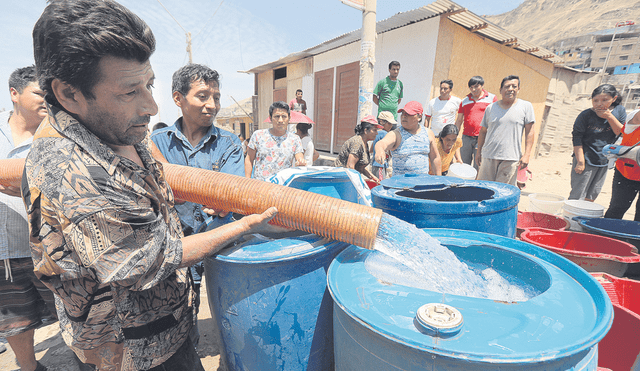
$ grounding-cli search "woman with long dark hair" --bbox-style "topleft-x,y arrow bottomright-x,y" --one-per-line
429,124 -> 462,176
334,115 -> 383,182
569,84 -> 625,201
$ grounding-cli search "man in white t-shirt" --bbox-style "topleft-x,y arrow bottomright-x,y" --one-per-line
425,79 -> 461,137
476,75 -> 536,185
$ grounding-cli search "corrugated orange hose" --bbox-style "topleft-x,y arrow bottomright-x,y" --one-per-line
0,158 -> 26,189
0,149 -> 382,249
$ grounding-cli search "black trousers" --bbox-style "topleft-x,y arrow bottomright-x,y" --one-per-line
79,337 -> 204,371
604,168 -> 640,221
148,336 -> 205,371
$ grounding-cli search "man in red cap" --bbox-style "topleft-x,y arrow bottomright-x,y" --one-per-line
374,101 -> 441,176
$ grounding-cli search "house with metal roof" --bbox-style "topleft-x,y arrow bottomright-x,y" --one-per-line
243,0 -> 562,154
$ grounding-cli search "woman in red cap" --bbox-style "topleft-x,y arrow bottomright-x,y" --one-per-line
374,101 -> 441,176
335,115 -> 382,182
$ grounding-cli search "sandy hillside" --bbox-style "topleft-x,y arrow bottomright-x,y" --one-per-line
485,0 -> 640,47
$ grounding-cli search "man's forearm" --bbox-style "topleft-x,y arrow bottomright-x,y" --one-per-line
522,124 -> 535,161
179,208 -> 279,267
179,218 -> 252,268
523,135 -> 534,160
476,131 -> 486,154
455,113 -> 464,131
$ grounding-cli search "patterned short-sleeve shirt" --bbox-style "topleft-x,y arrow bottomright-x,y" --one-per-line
334,135 -> 371,170
23,107 -> 191,371
248,129 -> 303,181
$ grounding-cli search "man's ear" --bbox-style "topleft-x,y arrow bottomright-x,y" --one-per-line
51,79 -> 86,116
173,91 -> 183,107
9,87 -> 19,105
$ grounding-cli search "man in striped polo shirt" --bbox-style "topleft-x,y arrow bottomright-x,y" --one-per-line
455,76 -> 497,169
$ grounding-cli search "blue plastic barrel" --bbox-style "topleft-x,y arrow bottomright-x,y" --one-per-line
372,174 -> 519,237
576,216 -> 640,250
205,233 -> 349,370
287,171 -> 359,203
328,229 -> 613,370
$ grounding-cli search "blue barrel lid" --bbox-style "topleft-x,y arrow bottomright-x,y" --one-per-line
216,232 -> 345,264
328,228 -> 612,364
290,170 -> 352,180
576,216 -> 640,241
372,174 -> 519,214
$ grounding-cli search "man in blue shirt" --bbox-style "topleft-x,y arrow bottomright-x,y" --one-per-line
0,66 -> 55,371
151,64 -> 243,351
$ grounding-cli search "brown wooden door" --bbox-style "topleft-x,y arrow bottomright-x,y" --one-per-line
273,89 -> 287,104
314,68 -> 334,151
333,61 -> 359,151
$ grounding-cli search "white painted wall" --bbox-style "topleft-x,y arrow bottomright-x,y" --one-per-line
314,42 -> 361,73
311,17 -> 440,122
301,74 -> 314,138
301,74 -> 314,119
373,18 -> 440,116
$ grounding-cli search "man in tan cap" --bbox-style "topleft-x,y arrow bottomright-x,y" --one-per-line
371,111 -> 397,180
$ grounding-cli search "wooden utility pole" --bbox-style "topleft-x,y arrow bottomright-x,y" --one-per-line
358,0 -> 377,121
341,0 -> 377,121
186,32 -> 193,64
157,0 -> 193,63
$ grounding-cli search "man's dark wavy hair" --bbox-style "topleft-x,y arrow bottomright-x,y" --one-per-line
9,65 -> 38,93
172,64 -> 220,96
33,0 -> 156,107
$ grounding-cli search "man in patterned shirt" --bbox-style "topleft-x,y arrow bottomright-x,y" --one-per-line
24,1 -> 281,370
0,66 -> 54,371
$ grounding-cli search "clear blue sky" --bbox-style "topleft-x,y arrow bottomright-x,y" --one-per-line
0,0 -> 523,124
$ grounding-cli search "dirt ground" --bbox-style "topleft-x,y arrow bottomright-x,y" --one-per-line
517,154 -> 637,220
0,278 -> 224,371
1,153 -> 636,371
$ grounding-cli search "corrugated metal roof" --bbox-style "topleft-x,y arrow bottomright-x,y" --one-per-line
590,24 -> 639,36
242,0 -> 563,74
436,0 -> 563,62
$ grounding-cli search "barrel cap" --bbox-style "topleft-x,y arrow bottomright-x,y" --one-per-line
416,303 -> 463,335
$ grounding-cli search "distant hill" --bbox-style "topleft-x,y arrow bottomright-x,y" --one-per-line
485,0 -> 640,47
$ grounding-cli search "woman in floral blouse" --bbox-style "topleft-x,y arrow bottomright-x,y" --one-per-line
245,101 -> 306,181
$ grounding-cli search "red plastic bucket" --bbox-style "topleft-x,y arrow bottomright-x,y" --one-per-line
365,180 -> 378,190
520,228 -> 640,277
517,211 -> 569,238
591,273 -> 640,371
